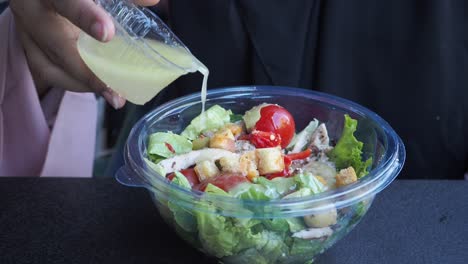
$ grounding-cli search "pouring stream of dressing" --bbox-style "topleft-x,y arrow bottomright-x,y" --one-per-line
196,61 -> 209,122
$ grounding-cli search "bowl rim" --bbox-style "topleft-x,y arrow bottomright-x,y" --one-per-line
119,85 -> 406,216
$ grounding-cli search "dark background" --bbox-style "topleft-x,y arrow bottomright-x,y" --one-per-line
105,0 -> 468,180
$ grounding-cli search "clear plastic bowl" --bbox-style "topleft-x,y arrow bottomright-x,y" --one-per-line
116,86 -> 406,263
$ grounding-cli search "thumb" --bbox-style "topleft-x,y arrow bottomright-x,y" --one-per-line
47,0 -> 115,42
133,0 -> 161,6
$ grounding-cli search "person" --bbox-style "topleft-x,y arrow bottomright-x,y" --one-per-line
1,0 -> 467,179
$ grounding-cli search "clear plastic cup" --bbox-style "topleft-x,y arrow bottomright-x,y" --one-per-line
77,0 -> 205,105
116,86 -> 406,263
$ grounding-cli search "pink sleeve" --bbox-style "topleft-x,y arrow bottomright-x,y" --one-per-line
0,9 -> 98,177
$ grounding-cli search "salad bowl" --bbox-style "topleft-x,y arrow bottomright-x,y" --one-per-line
116,86 -> 405,263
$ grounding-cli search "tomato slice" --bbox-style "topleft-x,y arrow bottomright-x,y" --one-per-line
194,174 -> 248,192
248,130 -> 282,148
286,149 -> 312,161
167,168 -> 200,187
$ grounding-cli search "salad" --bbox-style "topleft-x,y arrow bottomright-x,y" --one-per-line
146,103 -> 372,263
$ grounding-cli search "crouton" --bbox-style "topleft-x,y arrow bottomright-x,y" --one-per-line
210,128 -> 236,151
224,123 -> 244,138
194,160 -> 220,181
239,151 -> 259,180
335,166 -> 357,187
217,127 -> 236,139
219,156 -> 242,174
256,147 -> 284,175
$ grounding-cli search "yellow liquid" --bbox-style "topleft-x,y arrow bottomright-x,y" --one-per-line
77,33 -> 209,106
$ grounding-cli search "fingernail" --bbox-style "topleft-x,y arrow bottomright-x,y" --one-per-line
91,22 -> 108,42
102,90 -> 123,109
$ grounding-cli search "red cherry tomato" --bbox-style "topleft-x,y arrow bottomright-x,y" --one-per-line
248,130 -> 282,148
194,174 -> 248,192
167,169 -> 200,188
254,105 -> 295,148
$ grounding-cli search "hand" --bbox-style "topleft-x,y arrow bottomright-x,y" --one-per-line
10,0 -> 160,109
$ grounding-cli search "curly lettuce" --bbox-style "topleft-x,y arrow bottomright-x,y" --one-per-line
328,115 -> 372,178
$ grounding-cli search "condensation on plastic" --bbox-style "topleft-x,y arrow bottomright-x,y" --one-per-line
79,0 -> 198,72
116,86 -> 406,218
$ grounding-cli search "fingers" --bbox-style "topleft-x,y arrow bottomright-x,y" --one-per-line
134,0 -> 161,6
19,29 -> 125,109
29,12 -> 106,92
20,29 -> 92,94
47,0 -> 114,42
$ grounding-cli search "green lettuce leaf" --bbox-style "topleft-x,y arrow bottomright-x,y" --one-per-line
263,217 -> 305,233
256,177 -> 297,197
256,231 -> 289,263
224,231 -> 289,263
233,230 -> 289,262
171,171 -> 191,189
289,238 -> 324,259
233,218 -> 262,229
238,185 -> 272,201
196,182 -> 308,261
204,183 -> 230,196
168,172 -> 196,232
285,218 -> 307,232
181,105 -> 233,140
148,132 -> 192,158
328,115 -> 373,178
196,210 -> 239,258
294,172 -> 327,194
263,219 -> 289,233
282,188 -> 313,199
196,184 -> 239,257
196,184 -> 291,259
168,203 -> 196,233
282,172 -> 326,199
148,153 -> 165,164
228,182 -> 277,201
144,158 -> 166,177
230,113 -> 244,123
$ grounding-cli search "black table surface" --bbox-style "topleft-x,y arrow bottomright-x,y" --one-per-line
0,178 -> 467,264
